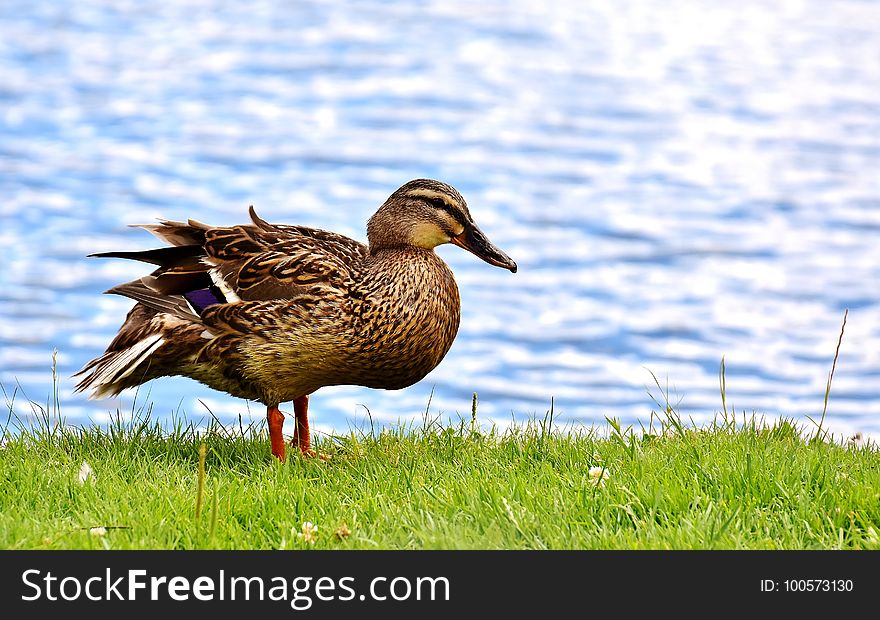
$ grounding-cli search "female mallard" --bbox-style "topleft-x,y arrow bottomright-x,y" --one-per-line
75,179 -> 516,461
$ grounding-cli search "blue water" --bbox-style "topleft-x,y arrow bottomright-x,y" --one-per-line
2,0 -> 879,440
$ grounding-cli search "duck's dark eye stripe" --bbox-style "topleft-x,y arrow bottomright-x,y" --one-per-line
427,197 -> 466,226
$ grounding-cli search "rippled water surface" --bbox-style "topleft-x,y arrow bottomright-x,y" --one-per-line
2,0 -> 879,438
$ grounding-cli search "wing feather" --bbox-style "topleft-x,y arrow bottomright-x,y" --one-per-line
94,207 -> 368,318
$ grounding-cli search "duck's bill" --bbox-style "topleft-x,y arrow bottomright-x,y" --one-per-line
451,225 -> 517,273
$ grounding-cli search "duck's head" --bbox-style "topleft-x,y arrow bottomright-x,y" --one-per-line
367,179 -> 517,273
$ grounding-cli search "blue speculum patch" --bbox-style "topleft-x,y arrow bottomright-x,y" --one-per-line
183,287 -> 225,314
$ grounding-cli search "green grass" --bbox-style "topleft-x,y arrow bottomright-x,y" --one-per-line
1,401 -> 878,549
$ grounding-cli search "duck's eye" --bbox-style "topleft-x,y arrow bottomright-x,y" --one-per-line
427,197 -> 450,212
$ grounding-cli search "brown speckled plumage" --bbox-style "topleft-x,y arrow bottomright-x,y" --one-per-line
75,179 -> 516,459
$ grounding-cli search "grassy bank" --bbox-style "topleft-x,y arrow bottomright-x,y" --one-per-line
1,405 -> 878,549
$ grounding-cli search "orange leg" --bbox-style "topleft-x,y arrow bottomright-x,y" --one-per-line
267,405 -> 285,462
290,395 -> 312,455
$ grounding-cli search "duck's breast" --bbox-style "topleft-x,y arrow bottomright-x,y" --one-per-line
346,248 -> 461,390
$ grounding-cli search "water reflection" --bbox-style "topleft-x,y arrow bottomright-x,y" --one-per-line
1,0 -> 878,439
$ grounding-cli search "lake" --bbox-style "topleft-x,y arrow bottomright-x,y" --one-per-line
2,0 -> 878,440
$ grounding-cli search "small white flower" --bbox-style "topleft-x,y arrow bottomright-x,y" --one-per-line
297,521 -> 318,544
78,461 -> 95,485
847,433 -> 865,449
89,527 -> 107,537
588,466 -> 610,487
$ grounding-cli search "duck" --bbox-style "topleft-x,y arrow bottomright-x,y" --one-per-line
74,179 -> 517,461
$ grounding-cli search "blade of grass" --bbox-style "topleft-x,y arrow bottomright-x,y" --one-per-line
814,309 -> 848,442
195,442 -> 207,521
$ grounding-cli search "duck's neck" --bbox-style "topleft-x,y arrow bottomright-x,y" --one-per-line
365,245 -> 449,276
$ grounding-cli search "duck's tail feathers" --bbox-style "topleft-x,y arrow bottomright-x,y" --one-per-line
132,219 -> 211,247
106,279 -> 201,320
88,244 -> 204,267
73,334 -> 165,399
89,235 -> 218,307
